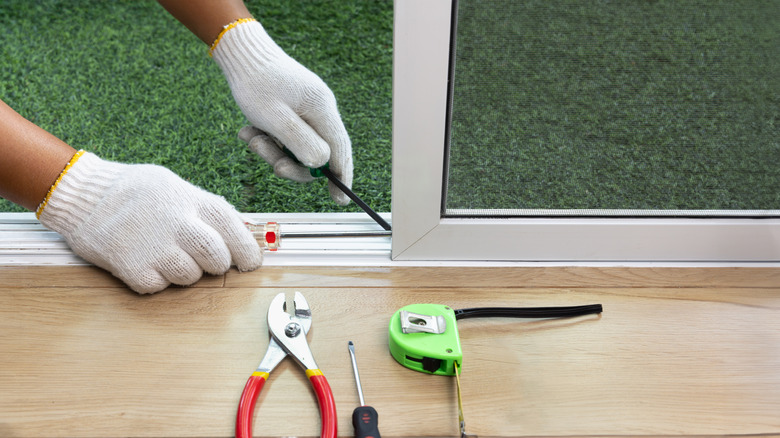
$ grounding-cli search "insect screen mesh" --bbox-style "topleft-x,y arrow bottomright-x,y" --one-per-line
444,0 -> 779,216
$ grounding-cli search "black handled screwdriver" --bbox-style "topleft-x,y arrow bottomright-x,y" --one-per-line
238,128 -> 392,231
285,148 -> 391,231
347,341 -> 381,438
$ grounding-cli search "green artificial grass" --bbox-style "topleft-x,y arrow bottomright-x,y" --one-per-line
0,0 -> 393,213
447,0 -> 779,211
2,1 -> 776,216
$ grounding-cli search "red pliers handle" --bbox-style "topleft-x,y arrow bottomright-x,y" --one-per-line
236,292 -> 337,438
236,372 -> 269,438
236,369 -> 336,438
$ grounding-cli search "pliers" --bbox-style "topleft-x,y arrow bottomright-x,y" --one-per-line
236,292 -> 337,438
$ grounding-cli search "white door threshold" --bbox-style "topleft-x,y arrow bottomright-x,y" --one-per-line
0,212 -> 392,267
2,213 -> 776,268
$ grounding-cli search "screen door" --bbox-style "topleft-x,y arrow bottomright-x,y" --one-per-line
444,0 -> 778,217
391,0 -> 779,262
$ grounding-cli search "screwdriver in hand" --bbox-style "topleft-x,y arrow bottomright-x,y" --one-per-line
243,128 -> 391,231
347,341 -> 381,438
283,147 -> 391,231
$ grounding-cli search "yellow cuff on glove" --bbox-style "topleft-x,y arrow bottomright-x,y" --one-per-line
209,17 -> 256,56
36,149 -> 86,219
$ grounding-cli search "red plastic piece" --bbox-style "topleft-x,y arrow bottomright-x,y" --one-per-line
245,221 -> 280,251
265,221 -> 280,251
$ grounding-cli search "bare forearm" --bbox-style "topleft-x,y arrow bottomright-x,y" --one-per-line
0,100 -> 78,211
157,0 -> 253,45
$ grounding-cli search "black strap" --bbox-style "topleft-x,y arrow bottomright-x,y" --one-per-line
454,304 -> 603,320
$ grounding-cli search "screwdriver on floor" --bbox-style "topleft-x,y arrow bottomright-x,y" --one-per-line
347,341 -> 381,438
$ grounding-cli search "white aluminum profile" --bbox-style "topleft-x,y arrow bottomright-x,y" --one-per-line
0,212 -> 392,267
390,0 -> 780,263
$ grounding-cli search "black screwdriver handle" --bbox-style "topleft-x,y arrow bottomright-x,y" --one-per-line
352,405 -> 381,438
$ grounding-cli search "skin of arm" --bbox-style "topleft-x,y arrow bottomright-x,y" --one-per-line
0,1 -> 249,211
157,0 -> 254,45
0,99 -> 78,211
0,1 -> 249,212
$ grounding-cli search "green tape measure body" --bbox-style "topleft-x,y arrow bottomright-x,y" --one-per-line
388,303 -> 462,376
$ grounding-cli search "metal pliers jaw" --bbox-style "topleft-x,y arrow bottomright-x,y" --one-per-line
255,292 -> 315,373
236,292 -> 337,438
267,291 -> 319,371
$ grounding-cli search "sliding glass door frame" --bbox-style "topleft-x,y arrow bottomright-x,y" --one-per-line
390,0 -> 780,263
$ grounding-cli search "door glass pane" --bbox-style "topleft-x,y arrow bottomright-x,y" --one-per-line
445,0 -> 779,217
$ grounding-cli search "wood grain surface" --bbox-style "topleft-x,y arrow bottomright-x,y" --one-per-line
0,266 -> 778,437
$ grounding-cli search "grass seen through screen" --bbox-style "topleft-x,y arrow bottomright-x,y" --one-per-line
1,1 -> 776,216
0,0 -> 393,213
447,0 -> 779,212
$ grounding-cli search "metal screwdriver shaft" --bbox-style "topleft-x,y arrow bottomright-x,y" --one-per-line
245,222 -> 391,252
348,341 -> 365,405
347,341 -> 381,438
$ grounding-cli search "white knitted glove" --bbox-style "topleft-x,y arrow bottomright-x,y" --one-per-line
37,151 -> 263,294
211,18 -> 353,206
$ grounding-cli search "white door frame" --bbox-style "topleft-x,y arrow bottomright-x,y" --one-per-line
390,0 -> 780,263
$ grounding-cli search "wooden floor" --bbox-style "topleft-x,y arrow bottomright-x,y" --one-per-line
1,265 -> 779,438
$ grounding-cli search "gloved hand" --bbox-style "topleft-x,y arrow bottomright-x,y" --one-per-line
211,18 -> 353,206
37,151 -> 263,294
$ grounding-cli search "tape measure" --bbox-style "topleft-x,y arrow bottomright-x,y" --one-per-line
388,302 -> 603,436
388,303 -> 462,376
388,302 -> 603,376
